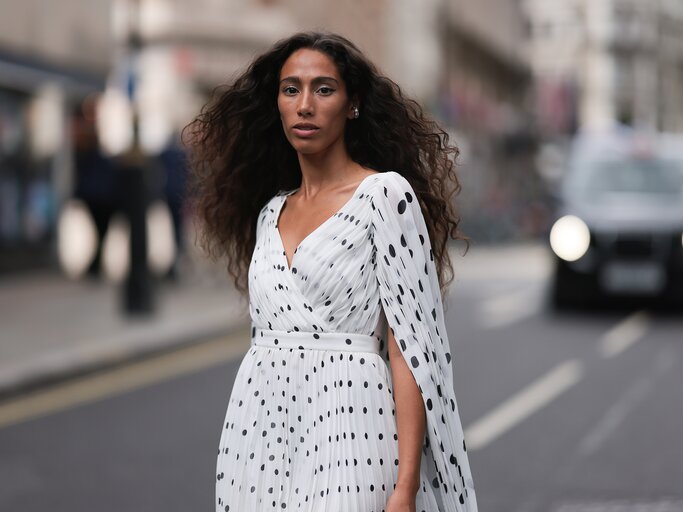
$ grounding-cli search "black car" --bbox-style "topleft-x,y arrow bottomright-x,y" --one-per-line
548,131 -> 683,308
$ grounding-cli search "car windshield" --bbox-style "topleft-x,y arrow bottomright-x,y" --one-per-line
566,157 -> 683,202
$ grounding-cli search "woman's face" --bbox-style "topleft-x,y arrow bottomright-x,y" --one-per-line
277,48 -> 356,156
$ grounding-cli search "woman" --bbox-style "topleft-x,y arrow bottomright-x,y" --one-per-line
185,31 -> 477,512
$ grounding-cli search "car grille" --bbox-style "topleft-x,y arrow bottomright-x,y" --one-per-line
613,234 -> 653,257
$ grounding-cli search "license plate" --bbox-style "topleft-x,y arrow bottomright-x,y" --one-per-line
600,261 -> 665,294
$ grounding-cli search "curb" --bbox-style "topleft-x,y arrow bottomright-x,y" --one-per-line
0,315 -> 251,402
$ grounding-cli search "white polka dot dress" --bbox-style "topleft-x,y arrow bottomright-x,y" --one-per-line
216,171 -> 477,512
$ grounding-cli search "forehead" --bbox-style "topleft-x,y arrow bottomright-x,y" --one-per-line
279,48 -> 341,80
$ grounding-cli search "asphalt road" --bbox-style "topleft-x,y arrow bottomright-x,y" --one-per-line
1,244 -> 681,512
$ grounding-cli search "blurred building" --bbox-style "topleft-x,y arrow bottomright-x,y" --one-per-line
0,0 -> 540,275
0,0 -> 110,272
524,0 -> 683,136
432,0 -> 540,242
437,0 -> 531,135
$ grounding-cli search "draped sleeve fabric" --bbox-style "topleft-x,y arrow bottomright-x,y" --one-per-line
370,171 -> 477,512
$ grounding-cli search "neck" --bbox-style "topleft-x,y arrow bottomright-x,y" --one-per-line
296,138 -> 358,193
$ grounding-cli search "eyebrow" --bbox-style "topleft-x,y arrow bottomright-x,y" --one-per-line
279,76 -> 339,85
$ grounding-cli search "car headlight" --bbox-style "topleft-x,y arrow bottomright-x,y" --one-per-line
549,215 -> 591,262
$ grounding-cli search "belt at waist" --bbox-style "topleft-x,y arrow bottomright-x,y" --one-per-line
252,327 -> 381,354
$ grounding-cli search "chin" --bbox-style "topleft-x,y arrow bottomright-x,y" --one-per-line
295,147 -> 323,156
291,141 -> 325,155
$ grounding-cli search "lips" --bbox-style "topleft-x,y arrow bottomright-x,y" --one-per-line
292,123 -> 320,138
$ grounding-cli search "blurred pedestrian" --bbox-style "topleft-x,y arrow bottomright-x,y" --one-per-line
185,31 -> 477,512
71,102 -> 120,279
157,133 -> 188,280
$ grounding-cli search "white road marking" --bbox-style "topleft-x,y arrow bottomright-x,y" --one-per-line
577,376 -> 653,456
464,359 -> 584,451
554,499 -> 683,512
478,287 -> 543,329
0,327 -> 251,429
578,345 -> 676,457
598,310 -> 649,358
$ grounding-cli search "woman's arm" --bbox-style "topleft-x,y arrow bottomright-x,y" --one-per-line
372,172 -> 477,510
388,325 -> 425,499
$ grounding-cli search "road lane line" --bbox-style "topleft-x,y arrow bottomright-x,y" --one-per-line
598,310 -> 649,358
0,327 -> 251,429
464,359 -> 584,451
554,499 -> 683,512
478,287 -> 542,329
577,375 -> 653,457
577,345 -> 675,458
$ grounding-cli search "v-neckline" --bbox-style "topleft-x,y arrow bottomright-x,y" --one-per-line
274,172 -> 379,271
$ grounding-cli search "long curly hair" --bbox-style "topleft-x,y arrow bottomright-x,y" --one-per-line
183,31 -> 468,299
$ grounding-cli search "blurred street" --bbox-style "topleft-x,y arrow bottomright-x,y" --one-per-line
1,243 -> 681,512
2,1 -> 683,510
0,262 -> 247,397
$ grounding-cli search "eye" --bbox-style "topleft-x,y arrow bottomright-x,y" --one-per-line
317,86 -> 335,95
282,86 -> 298,95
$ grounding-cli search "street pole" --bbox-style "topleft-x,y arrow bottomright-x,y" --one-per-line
120,0 -> 155,315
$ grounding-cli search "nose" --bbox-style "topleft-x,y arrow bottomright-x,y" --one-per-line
297,89 -> 313,117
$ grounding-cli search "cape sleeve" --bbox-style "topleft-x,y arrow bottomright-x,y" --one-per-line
370,171 -> 477,512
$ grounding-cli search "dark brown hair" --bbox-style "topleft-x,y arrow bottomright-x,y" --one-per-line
183,31 -> 468,298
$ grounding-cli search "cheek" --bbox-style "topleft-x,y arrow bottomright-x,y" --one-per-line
277,96 -> 290,119
328,104 -> 350,129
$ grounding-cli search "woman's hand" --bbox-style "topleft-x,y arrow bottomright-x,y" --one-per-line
385,485 -> 418,512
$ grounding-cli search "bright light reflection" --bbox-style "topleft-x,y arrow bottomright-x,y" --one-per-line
96,88 -> 133,156
57,200 -> 97,279
102,201 -> 175,282
549,215 -> 591,262
102,214 -> 130,283
147,200 -> 176,274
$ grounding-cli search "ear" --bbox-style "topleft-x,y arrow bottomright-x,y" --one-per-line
347,94 -> 360,119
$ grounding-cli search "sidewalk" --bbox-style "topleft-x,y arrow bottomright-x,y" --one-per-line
0,265 -> 249,399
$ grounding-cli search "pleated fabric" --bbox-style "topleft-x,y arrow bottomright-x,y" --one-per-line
215,171 -> 477,512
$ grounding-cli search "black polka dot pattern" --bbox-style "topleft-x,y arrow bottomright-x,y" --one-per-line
216,171 -> 477,511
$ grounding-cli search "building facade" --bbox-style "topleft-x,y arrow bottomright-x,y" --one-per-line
0,0 -> 111,271
0,0 -> 539,273
524,0 -> 683,135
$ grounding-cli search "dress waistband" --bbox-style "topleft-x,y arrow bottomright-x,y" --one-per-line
252,327 -> 381,354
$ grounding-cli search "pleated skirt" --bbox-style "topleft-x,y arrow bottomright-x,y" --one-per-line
215,328 -> 440,512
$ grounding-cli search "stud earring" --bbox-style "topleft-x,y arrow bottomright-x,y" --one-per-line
352,106 -> 359,119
